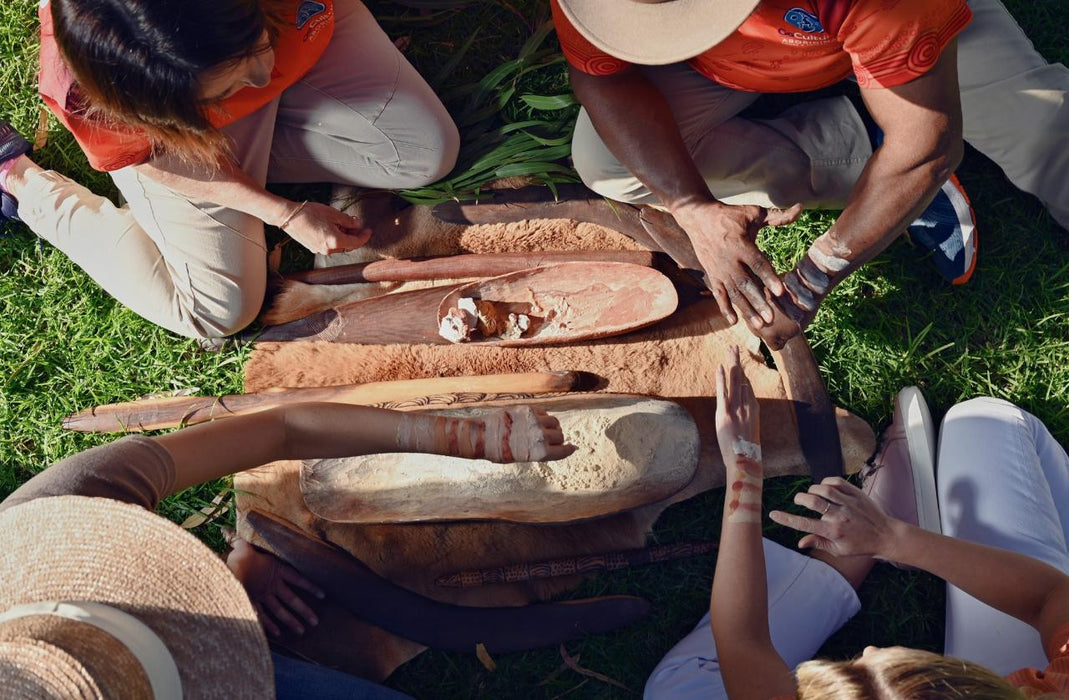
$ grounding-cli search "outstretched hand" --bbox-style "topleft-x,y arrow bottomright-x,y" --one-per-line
769,476 -> 904,560
226,537 -> 325,637
673,200 -> 802,330
482,406 -> 576,463
716,345 -> 764,522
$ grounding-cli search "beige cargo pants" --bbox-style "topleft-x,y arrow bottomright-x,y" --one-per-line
572,0 -> 1069,229
18,0 -> 459,339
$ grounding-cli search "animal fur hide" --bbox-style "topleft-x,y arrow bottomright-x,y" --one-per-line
234,186 -> 875,680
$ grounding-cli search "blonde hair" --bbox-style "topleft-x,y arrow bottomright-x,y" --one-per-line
795,647 -> 1026,700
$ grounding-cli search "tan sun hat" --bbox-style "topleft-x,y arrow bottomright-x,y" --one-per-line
0,495 -> 273,699
557,0 -> 762,65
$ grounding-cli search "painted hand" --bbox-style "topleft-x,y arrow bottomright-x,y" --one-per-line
226,537 -> 325,637
673,200 -> 802,330
769,477 -> 901,560
481,406 -> 576,463
283,201 -> 373,255
715,345 -> 763,522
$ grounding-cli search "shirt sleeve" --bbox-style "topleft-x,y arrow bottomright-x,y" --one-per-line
839,0 -> 972,89
0,436 -> 176,514
549,0 -> 631,76
42,95 -> 154,171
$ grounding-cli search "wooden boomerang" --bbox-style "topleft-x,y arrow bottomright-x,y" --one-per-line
433,185 -> 844,481
247,511 -> 651,654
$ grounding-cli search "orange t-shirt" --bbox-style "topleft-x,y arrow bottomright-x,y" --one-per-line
1006,623 -> 1069,696
551,0 -> 971,93
36,0 -> 335,171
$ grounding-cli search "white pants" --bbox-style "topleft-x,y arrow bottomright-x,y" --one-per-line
574,0 -> 1069,229
644,397 -> 1069,698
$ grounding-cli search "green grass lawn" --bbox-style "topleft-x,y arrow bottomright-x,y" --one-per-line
1,0 -> 1067,697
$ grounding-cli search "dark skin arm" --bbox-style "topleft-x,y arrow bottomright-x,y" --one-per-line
776,42 -> 964,341
570,66 -> 799,331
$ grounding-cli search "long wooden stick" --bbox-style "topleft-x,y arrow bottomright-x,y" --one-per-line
435,540 -> 719,588
248,510 -> 651,654
62,371 -> 587,433
285,250 -> 658,285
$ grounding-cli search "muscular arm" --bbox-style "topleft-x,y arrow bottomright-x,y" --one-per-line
782,42 -> 964,321
571,67 -> 791,329
570,66 -> 711,211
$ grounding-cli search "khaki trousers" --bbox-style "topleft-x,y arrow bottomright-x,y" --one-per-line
19,0 -> 459,339
573,0 -> 1069,229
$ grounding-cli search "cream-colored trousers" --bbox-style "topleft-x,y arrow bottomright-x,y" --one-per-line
19,0 -> 459,339
573,0 -> 1069,229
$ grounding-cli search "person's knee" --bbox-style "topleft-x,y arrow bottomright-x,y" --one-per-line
389,115 -> 460,189
943,397 -> 1020,427
570,110 -> 647,203
180,280 -> 265,340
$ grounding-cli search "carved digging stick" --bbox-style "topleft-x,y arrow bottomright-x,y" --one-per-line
63,371 -> 588,433
247,510 -> 651,654
435,540 -> 718,588
285,249 -> 658,285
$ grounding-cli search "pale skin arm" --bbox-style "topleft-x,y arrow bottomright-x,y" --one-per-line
776,42 -> 965,340
154,402 -> 573,635
570,67 -> 800,330
710,346 -> 797,699
133,156 -> 372,255
771,477 -> 1069,659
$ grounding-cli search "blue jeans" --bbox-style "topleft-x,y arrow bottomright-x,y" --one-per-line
272,652 -> 413,700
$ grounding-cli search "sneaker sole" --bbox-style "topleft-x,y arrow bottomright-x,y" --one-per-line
896,387 -> 941,534
945,174 -> 978,286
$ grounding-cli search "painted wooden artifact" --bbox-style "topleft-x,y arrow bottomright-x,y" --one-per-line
285,249 -> 660,285
61,371 -> 586,434
436,262 -> 678,346
247,510 -> 651,653
255,262 -> 677,346
435,540 -> 719,588
301,395 -> 699,524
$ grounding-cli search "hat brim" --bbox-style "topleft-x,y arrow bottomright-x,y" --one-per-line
0,496 -> 273,698
558,0 -> 761,66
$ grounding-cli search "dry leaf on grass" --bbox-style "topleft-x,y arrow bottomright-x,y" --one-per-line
558,644 -> 632,694
475,643 -> 496,672
180,489 -> 231,529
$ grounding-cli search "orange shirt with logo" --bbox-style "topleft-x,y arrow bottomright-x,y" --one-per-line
37,0 -> 335,171
551,0 -> 971,93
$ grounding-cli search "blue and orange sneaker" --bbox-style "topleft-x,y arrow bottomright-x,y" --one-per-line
855,103 -> 979,286
907,174 -> 978,285
0,120 -> 32,231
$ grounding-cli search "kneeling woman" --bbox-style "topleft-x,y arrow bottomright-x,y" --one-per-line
0,0 -> 458,339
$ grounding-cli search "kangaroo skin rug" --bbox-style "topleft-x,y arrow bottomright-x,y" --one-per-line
235,184 -> 876,680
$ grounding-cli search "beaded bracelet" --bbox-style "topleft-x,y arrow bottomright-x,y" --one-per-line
277,200 -> 308,231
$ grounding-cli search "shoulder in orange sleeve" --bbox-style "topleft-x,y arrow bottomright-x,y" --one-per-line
549,0 -> 630,76
1006,622 -> 1069,695
840,0 -> 972,89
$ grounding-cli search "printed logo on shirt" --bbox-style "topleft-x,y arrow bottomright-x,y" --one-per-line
296,0 -> 327,29
783,8 -> 824,33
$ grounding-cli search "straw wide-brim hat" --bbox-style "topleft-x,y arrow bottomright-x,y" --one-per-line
0,495 -> 273,698
557,0 -> 762,65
